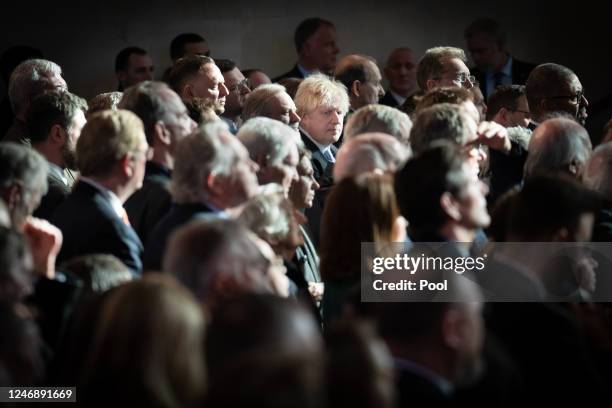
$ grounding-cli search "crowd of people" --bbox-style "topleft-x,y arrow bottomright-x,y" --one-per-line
1,15 -> 611,407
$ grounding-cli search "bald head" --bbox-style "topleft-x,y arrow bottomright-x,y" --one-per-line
334,54 -> 384,109
525,118 -> 592,179
334,132 -> 410,181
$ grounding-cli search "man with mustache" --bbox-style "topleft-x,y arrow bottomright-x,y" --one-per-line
28,90 -> 87,220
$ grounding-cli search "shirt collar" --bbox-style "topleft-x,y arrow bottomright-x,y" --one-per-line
300,127 -> 331,153
47,162 -> 68,185
80,177 -> 125,219
388,89 -> 408,106
297,64 -> 316,78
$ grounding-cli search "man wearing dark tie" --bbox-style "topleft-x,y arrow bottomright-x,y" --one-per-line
51,110 -> 149,275
29,90 -> 87,220
294,73 -> 349,247
464,18 -> 537,99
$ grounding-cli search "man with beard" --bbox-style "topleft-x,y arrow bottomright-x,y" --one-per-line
525,63 -> 589,127
28,90 -> 87,220
168,55 -> 229,117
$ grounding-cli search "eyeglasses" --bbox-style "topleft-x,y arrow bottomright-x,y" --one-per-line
435,72 -> 476,85
545,90 -> 585,105
227,78 -> 251,94
510,109 -> 531,118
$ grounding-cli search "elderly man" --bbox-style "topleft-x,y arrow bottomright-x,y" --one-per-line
294,73 -> 349,246
4,59 -> 67,145
416,47 -> 475,94
241,84 -> 301,132
274,17 -> 340,81
237,117 -> 299,195
525,63 -> 589,126
143,121 -> 259,271
334,132 -> 409,182
28,91 -> 87,220
52,110 -> 149,274
216,59 -> 251,133
334,54 -> 385,112
464,18 -> 536,98
0,143 -> 62,291
380,47 -> 418,108
120,81 -> 197,244
343,104 -> 412,146
168,55 -> 229,115
115,46 -> 154,92
524,117 -> 592,179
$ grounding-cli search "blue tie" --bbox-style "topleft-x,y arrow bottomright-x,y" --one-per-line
323,148 -> 335,163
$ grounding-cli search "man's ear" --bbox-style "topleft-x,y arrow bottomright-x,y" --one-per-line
49,124 -> 66,146
154,121 -> 171,147
206,171 -> 221,196
497,107 -> 510,123
1,184 -> 21,211
440,192 -> 461,222
182,84 -> 195,100
351,80 -> 362,98
425,78 -> 438,92
119,154 -> 133,178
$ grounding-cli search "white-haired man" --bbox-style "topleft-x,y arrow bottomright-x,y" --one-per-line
237,117 -> 299,196
4,59 -> 67,145
241,84 -> 301,132
143,121 -> 259,270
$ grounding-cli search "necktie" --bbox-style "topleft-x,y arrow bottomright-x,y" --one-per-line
493,72 -> 505,89
323,148 -> 335,163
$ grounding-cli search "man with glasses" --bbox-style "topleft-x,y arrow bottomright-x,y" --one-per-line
216,59 -> 251,134
487,85 -> 531,128
526,63 -> 589,126
416,46 -> 475,93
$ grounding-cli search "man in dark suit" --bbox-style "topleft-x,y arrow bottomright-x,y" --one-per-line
143,121 -> 260,271
273,18 -> 339,82
293,74 -> 349,247
334,54 -> 385,112
28,90 -> 87,220
380,48 -> 418,109
3,58 -> 68,146
51,110 -> 149,275
119,81 -> 197,245
464,18 -> 536,99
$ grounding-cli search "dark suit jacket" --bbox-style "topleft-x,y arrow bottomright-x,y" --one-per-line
395,366 -> 455,408
472,57 -> 537,97
51,181 -> 143,275
143,202 -> 220,271
379,91 -> 401,108
124,161 -> 172,245
301,131 -> 336,249
34,169 -> 71,221
272,64 -> 305,83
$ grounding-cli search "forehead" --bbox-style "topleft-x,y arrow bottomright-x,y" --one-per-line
272,92 -> 296,109
389,49 -> 415,64
365,60 -> 382,80
128,53 -> 153,68
444,57 -> 470,74
223,67 -> 245,83
183,41 -> 209,56
201,63 -> 224,82
516,95 -> 529,109
310,25 -> 336,42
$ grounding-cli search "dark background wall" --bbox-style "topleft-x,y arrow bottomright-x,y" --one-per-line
1,0 -> 610,139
